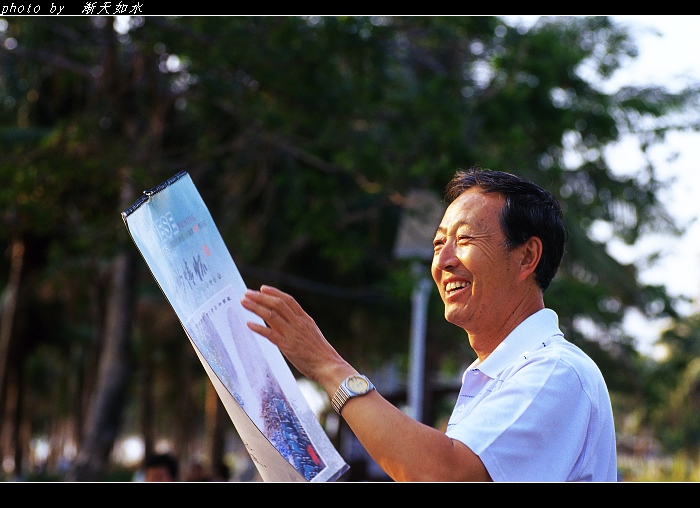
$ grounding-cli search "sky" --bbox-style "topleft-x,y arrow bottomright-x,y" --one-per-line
505,16 -> 700,358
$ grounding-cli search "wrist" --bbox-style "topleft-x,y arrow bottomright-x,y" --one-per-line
331,374 -> 375,415
317,362 -> 357,397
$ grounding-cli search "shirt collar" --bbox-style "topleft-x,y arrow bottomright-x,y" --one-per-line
467,308 -> 564,379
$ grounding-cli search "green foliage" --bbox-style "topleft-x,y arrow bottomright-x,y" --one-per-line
643,315 -> 700,455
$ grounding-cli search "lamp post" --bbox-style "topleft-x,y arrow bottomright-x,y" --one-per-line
393,189 -> 445,422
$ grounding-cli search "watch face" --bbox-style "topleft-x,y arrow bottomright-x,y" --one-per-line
346,375 -> 370,394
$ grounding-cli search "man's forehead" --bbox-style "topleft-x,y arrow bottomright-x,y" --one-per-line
440,189 -> 504,226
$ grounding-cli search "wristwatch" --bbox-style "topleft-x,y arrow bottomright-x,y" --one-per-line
331,374 -> 375,415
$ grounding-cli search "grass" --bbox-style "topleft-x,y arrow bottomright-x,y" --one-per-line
618,452 -> 700,482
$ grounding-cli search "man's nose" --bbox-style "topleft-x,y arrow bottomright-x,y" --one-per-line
434,241 -> 457,271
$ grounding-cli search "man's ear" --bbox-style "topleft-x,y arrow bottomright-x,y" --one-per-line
518,236 -> 542,281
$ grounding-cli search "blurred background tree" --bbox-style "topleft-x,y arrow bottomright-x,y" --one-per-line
0,15 -> 698,481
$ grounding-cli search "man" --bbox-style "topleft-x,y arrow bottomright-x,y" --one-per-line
241,166 -> 617,482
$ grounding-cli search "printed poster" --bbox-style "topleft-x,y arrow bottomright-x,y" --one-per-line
121,171 -> 348,482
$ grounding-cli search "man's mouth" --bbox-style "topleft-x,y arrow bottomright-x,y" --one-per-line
445,281 -> 470,295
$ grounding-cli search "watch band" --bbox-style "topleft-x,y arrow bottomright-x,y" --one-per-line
331,374 -> 374,415
331,385 -> 352,415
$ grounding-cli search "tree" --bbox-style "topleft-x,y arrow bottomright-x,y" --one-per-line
640,313 -> 700,455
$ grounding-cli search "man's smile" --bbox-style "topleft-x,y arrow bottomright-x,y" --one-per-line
445,280 -> 471,296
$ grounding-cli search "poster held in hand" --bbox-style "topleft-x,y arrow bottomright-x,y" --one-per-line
121,171 -> 348,482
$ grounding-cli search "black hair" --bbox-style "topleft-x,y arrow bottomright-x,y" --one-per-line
144,452 -> 179,480
444,166 -> 567,291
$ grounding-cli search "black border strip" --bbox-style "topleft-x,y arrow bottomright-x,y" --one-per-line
121,170 -> 188,220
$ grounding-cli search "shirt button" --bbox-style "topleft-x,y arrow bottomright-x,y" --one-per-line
456,404 -> 465,412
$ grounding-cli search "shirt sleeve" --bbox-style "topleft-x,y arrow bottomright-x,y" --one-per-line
445,355 -> 593,482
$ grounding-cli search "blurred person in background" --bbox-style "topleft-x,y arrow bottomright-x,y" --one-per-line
183,460 -> 209,482
143,452 -> 179,482
210,461 -> 230,482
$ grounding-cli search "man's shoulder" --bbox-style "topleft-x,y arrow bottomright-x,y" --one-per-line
530,336 -> 602,372
525,338 -> 611,398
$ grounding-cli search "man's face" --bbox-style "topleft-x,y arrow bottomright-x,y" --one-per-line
431,188 -> 522,335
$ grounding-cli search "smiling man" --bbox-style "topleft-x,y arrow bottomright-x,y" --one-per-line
241,166 -> 618,482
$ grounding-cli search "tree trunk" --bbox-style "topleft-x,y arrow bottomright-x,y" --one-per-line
12,368 -> 25,479
210,394 -> 228,474
64,171 -> 137,481
204,380 -> 218,468
175,342 -> 198,467
0,238 -> 24,404
138,349 -> 155,459
203,379 -> 230,474
0,236 -> 24,474
64,248 -> 136,481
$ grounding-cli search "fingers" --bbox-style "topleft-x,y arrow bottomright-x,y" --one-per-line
240,285 -> 341,384
241,285 -> 293,329
242,287 -> 278,316
240,292 -> 276,343
241,285 -> 320,341
243,285 -> 305,322
245,286 -> 316,347
241,289 -> 268,321
259,285 -> 306,316
246,320 -> 272,339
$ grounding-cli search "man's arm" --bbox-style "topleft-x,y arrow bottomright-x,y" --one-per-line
338,387 -> 491,481
241,285 -> 491,482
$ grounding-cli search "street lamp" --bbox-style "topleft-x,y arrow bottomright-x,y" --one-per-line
393,189 -> 445,422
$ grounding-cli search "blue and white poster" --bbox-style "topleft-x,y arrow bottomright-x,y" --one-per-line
122,171 -> 348,482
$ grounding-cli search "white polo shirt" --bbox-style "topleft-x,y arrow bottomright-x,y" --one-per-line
445,308 -> 618,482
